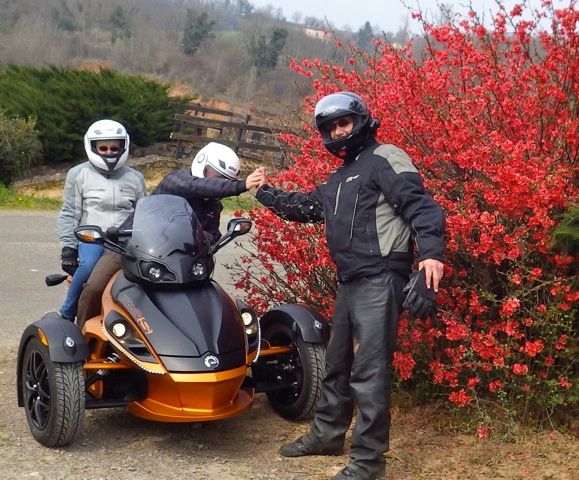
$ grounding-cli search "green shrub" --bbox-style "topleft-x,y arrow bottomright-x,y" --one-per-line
552,204 -> 579,255
0,110 -> 42,185
0,66 -> 180,165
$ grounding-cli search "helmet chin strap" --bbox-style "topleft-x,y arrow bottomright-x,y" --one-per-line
102,155 -> 120,172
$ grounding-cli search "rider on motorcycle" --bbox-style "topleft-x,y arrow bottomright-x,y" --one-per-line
75,142 -> 263,327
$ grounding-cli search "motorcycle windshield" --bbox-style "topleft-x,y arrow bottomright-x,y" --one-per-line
129,194 -> 206,259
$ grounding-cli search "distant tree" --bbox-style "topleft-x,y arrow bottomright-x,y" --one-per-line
110,6 -> 132,43
182,10 -> 216,56
268,27 -> 288,67
236,0 -> 254,16
51,0 -> 80,32
356,21 -> 373,50
303,16 -> 325,30
248,27 -> 288,69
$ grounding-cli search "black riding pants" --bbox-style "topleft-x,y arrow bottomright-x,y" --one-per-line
304,270 -> 406,477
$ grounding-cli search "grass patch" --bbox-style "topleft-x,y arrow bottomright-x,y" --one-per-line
0,184 -> 61,210
222,191 -> 259,214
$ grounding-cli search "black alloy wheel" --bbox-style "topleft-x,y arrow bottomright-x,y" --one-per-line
262,322 -> 325,420
21,337 -> 85,447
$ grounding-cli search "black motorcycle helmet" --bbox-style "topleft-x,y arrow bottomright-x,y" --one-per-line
314,92 -> 379,161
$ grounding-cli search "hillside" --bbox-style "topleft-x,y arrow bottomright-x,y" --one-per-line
0,0 -> 408,114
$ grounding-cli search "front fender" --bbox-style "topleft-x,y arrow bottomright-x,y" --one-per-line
17,312 -> 89,406
260,304 -> 330,344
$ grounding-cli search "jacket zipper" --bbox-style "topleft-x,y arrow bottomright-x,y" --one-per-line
333,182 -> 342,215
350,193 -> 359,240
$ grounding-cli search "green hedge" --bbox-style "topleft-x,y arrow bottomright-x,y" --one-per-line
0,66 -> 179,165
0,109 -> 42,185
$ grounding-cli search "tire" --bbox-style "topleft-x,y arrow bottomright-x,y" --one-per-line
263,322 -> 325,421
21,337 -> 85,447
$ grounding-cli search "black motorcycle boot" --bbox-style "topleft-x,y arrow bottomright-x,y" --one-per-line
279,436 -> 343,457
330,465 -> 385,480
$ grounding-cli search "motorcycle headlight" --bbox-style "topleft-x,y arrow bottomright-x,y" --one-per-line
111,321 -> 127,338
192,263 -> 205,277
241,310 -> 258,336
139,261 -> 176,283
106,316 -> 156,364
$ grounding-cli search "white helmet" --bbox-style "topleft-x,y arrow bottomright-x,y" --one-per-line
84,119 -> 130,172
191,142 -> 241,180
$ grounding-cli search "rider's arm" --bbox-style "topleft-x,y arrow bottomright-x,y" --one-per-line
57,165 -> 83,249
256,184 -> 324,223
156,170 -> 246,199
374,145 -> 445,263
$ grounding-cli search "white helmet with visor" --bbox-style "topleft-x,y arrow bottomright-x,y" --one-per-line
84,119 -> 130,172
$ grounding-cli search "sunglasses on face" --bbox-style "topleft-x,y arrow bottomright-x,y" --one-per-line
97,145 -> 120,153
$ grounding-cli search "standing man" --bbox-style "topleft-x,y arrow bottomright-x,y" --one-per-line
255,92 -> 445,480
57,119 -> 146,322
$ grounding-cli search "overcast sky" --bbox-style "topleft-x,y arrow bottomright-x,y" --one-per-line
248,0 -> 565,33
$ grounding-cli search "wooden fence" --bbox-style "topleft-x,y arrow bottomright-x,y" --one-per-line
169,102 -> 298,169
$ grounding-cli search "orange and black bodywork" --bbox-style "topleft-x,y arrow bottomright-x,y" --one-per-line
17,194 -> 329,447
81,271 -> 259,422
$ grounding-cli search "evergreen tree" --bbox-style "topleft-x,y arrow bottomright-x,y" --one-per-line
356,21 -> 373,50
182,10 -> 215,56
0,66 -> 180,165
248,27 -> 288,69
110,6 -> 132,43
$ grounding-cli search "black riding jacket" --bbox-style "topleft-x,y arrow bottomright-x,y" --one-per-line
256,141 -> 445,281
121,170 -> 247,241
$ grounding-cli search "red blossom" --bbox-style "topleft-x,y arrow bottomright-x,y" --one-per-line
501,298 -> 521,316
555,335 -> 569,350
449,389 -> 472,407
521,339 -> 545,358
489,380 -> 504,392
476,425 -> 490,439
512,363 -> 529,375
392,352 -> 415,380
559,377 -> 572,389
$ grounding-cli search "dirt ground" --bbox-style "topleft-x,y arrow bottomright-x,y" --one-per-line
1,347 -> 576,480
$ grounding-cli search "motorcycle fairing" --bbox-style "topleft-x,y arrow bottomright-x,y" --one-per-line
111,273 -> 246,373
122,194 -> 213,285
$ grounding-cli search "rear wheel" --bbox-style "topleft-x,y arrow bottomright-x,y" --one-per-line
263,322 -> 325,420
21,337 -> 85,447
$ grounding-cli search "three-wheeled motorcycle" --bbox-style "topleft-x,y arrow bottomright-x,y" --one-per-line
17,194 -> 329,447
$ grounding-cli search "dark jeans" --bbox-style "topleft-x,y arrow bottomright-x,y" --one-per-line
303,270 -> 406,478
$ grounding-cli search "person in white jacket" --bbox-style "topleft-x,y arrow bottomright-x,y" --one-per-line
57,119 -> 146,321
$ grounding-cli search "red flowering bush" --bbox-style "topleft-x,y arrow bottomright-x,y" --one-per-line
235,1 -> 578,426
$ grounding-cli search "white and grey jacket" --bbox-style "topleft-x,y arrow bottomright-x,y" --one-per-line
57,161 -> 146,249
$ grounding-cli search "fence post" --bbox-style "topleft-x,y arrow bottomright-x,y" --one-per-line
235,114 -> 251,154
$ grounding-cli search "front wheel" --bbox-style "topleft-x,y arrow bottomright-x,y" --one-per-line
21,337 -> 85,447
263,322 -> 325,421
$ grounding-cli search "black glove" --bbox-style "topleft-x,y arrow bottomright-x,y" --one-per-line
402,269 -> 437,319
61,246 -> 79,276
